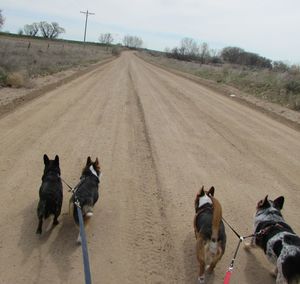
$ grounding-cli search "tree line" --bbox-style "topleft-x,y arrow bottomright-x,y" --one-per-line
20,22 -> 65,39
165,37 -> 291,70
98,33 -> 143,49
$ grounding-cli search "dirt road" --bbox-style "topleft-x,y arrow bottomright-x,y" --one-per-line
0,52 -> 299,284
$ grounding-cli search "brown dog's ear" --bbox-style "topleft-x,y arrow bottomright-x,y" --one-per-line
54,155 -> 59,165
273,196 -> 284,210
95,157 -> 99,165
86,156 -> 92,165
43,154 -> 49,165
208,186 -> 215,197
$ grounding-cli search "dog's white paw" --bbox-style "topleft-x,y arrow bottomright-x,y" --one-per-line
86,212 -> 93,217
198,276 -> 205,284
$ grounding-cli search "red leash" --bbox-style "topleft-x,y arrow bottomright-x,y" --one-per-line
223,236 -> 243,284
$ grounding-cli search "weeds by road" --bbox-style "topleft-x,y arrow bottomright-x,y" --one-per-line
139,51 -> 300,111
0,35 -> 113,87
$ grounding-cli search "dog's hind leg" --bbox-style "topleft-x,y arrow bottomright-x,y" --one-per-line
196,239 -> 206,283
207,249 -> 224,274
53,215 -> 59,226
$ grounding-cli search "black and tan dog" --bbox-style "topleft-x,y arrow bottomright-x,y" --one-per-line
245,195 -> 300,284
194,186 -> 226,283
36,154 -> 63,234
70,156 -> 101,243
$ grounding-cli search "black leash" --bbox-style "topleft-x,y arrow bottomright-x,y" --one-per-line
61,177 -> 92,284
75,200 -> 92,284
61,177 -> 73,192
222,217 -> 256,284
222,217 -> 242,239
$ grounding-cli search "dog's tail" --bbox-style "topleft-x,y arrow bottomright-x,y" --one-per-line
210,196 -> 222,254
82,205 -> 93,217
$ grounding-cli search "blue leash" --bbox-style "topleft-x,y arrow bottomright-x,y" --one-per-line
75,201 -> 92,284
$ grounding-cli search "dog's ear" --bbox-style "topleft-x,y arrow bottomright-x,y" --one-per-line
258,195 -> 269,209
43,154 -> 49,165
199,186 -> 205,197
208,186 -> 215,197
273,196 -> 284,210
86,156 -> 92,165
54,155 -> 59,165
95,157 -> 99,165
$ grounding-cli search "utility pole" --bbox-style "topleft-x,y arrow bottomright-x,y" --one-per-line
80,10 -> 95,43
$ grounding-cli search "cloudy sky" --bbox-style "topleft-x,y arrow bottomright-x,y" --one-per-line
1,0 -> 300,63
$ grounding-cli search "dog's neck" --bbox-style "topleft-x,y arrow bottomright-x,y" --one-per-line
198,194 -> 212,208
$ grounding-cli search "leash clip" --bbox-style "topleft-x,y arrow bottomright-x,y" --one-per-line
75,200 -> 81,208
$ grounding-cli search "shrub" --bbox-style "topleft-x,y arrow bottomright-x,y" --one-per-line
111,47 -> 121,56
285,80 -> 300,94
5,72 -> 26,88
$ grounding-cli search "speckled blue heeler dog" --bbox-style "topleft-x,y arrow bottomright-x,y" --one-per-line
245,195 -> 300,284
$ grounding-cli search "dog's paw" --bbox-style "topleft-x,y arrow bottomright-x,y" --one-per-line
198,276 -> 205,284
270,267 -> 278,278
244,241 -> 255,251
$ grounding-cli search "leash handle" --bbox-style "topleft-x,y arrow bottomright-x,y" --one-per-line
76,204 -> 92,284
224,270 -> 232,284
223,238 -> 243,284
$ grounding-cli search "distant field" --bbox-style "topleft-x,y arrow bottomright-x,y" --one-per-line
139,51 -> 300,111
0,34 -> 115,87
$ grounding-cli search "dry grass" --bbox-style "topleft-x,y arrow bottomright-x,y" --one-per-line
139,51 -> 300,111
0,35 -> 113,87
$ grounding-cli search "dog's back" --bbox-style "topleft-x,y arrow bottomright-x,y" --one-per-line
194,186 -> 226,283
36,154 -> 63,234
71,156 -> 100,225
71,176 -> 99,224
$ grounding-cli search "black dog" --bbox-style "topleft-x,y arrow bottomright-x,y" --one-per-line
246,195 -> 300,284
70,156 -> 101,243
36,154 -> 63,234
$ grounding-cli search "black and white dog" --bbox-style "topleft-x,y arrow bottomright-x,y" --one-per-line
246,195 -> 300,284
36,154 -> 63,234
70,156 -> 101,243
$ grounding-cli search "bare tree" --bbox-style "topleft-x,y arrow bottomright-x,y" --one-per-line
199,42 -> 210,63
99,33 -> 114,45
24,23 -> 39,36
50,22 -> 65,38
123,35 -> 143,49
180,37 -> 199,57
39,21 -> 65,39
0,10 -> 5,29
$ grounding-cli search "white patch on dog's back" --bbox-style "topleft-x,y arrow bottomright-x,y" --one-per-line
198,194 -> 212,208
89,165 -> 98,178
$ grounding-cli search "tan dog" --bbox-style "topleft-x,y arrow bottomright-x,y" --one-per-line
194,186 -> 226,283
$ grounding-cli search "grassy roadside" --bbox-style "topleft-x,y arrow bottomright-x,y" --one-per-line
139,51 -> 300,111
0,35 -> 119,88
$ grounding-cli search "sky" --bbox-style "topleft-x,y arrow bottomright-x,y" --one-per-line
1,0 -> 300,63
